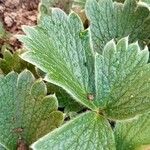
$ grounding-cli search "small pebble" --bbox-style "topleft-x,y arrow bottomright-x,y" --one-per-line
4,16 -> 14,27
0,5 -> 5,13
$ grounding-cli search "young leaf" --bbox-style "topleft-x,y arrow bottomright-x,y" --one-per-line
38,0 -> 52,18
85,0 -> 150,53
0,70 -> 64,149
39,0 -> 73,19
114,112 -> 150,150
18,9 -> 97,111
95,37 -> 150,119
0,49 -> 36,75
31,111 -> 116,150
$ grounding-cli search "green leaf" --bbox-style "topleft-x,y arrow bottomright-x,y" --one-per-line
31,111 -> 116,150
19,7 -> 150,119
0,70 -> 64,149
142,0 -> 150,3
114,112 -> 150,150
39,0 -> 73,19
0,21 -> 5,39
47,83 -> 84,112
0,49 -> 37,75
38,0 -> 52,17
18,9 -> 97,111
141,0 -> 150,6
0,144 -> 6,150
85,0 -> 150,53
33,64 -> 84,113
95,37 -> 150,119
73,0 -> 126,9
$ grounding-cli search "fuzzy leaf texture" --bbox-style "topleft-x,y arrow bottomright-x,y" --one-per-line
19,9 -> 97,111
114,112 -> 150,150
31,111 -> 115,150
95,37 -> 150,119
0,70 -> 64,150
19,8 -> 150,120
35,69 -> 83,112
85,0 -> 150,53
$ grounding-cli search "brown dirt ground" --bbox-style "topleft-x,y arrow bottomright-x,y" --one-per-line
0,0 -> 39,49
0,0 -> 75,49
0,0 -> 39,33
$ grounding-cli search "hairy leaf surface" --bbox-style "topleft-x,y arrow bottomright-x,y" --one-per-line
86,0 -> 150,53
19,9 -> 97,110
95,37 -> 150,119
114,112 -> 150,150
35,69 -> 83,112
31,111 -> 115,150
0,70 -> 63,149
19,8 -> 150,120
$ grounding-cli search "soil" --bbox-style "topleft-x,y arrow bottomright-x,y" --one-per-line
0,0 -> 39,33
0,0 -> 75,49
0,0 -> 39,49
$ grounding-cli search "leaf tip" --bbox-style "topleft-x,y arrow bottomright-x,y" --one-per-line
103,38 -> 116,54
30,143 -> 36,150
22,25 -> 29,33
143,45 -> 149,52
18,69 -> 35,82
119,36 -> 129,43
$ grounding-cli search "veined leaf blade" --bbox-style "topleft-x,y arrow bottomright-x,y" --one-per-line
114,112 -> 150,150
95,37 -> 150,119
0,70 -> 64,149
85,0 -> 150,53
31,111 -> 116,150
19,9 -> 97,110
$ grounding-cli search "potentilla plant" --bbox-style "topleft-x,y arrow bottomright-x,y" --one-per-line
0,0 -> 150,149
